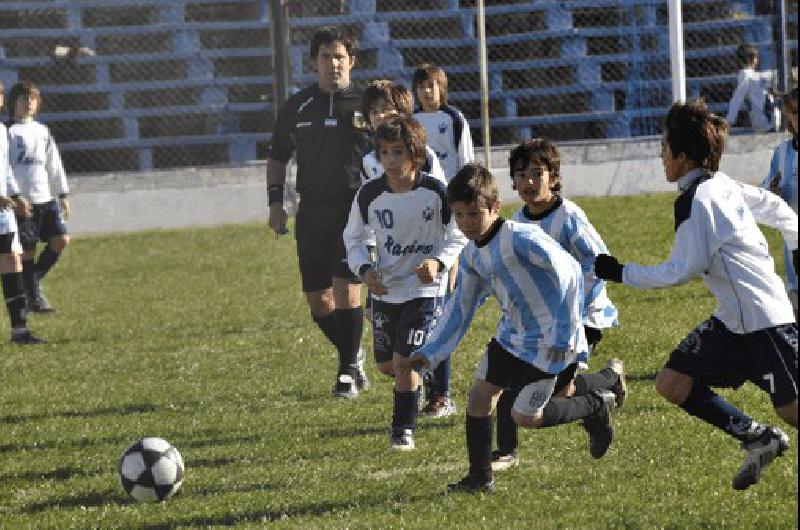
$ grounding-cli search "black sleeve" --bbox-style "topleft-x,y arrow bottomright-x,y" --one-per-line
267,101 -> 296,163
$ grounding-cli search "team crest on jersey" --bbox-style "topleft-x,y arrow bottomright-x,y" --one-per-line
438,122 -> 448,135
422,206 -> 434,222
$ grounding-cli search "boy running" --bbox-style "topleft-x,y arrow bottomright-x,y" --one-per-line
595,99 -> 798,490
403,164 -> 622,492
343,117 -> 467,450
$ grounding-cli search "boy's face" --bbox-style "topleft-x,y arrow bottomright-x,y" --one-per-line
451,200 -> 500,241
378,139 -> 415,181
513,162 -> 555,207
314,41 -> 354,93
416,79 -> 441,112
369,98 -> 399,130
15,93 -> 39,118
660,134 -> 692,182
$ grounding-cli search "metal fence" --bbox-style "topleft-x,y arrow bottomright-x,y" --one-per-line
0,0 -> 795,175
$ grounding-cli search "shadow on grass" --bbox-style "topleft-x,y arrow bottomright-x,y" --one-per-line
0,465 -> 104,484
0,433 -> 131,454
22,491 -> 125,514
625,372 -> 658,382
0,403 -> 159,425
319,419 -> 457,438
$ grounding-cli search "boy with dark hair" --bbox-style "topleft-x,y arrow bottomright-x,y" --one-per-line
596,99 -> 798,490
727,43 -> 780,133
762,87 -> 798,320
490,138 -> 624,470
7,80 -> 70,314
267,27 -> 370,399
343,116 -> 467,450
0,82 -> 44,344
402,164 -> 622,492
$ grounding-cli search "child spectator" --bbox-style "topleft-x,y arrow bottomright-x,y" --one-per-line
762,87 -> 798,321
0,82 -> 45,344
491,138 -> 623,471
403,164 -> 623,492
726,44 -> 780,133
596,99 -> 798,490
343,116 -> 467,450
7,80 -> 70,313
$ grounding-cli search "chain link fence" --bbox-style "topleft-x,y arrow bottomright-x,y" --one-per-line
0,0 -> 795,175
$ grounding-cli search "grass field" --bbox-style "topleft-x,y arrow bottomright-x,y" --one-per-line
0,193 -> 797,529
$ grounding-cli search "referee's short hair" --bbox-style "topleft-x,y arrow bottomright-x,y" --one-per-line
448,163 -> 498,208
374,116 -> 427,171
310,26 -> 357,59
663,99 -> 729,172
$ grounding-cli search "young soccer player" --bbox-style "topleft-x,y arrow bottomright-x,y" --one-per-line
403,164 -> 622,492
343,116 -> 468,450
413,64 -> 475,416
412,64 -> 474,181
0,82 -> 45,344
491,138 -> 624,470
762,87 -> 798,321
360,80 -> 445,184
726,43 -> 780,133
7,80 -> 70,313
595,99 -> 798,491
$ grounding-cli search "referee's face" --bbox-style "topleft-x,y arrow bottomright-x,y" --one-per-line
315,42 -> 354,93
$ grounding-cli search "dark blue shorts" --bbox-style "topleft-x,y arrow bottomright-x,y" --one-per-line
371,297 -> 442,364
665,317 -> 798,408
18,200 -> 67,249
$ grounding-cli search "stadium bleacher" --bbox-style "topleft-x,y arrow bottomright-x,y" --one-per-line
0,0 -> 795,173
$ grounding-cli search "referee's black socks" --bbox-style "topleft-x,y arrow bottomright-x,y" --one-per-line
335,307 -> 363,377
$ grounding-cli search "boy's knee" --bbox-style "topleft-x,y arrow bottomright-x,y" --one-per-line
655,368 -> 693,405
775,400 -> 798,428
511,409 -> 544,429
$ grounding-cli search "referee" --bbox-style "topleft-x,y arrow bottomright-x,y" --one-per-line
267,27 -> 369,398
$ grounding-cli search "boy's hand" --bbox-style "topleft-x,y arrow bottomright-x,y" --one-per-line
268,205 -> 289,236
414,259 -> 440,284
547,347 -> 568,364
364,269 -> 388,296
594,254 -> 624,283
14,196 -> 31,218
398,352 -> 430,372
0,196 -> 15,210
59,196 -> 71,220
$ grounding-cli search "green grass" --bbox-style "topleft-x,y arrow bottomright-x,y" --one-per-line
0,193 -> 796,529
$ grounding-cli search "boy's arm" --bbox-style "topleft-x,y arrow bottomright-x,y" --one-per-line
45,133 -> 69,197
342,192 -> 376,277
726,71 -> 748,125
739,181 -> 798,249
412,256 -> 489,370
760,146 -> 782,193
567,215 -> 610,304
433,210 -> 469,271
458,114 -> 475,167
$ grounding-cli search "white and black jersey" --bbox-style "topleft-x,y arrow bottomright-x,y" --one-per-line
726,68 -> 780,133
623,169 -> 798,333
343,173 -> 468,304
0,123 -> 20,243
414,104 -> 474,181
360,146 -> 446,185
8,118 -> 68,204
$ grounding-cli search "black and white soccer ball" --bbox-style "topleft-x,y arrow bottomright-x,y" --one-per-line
118,437 -> 184,502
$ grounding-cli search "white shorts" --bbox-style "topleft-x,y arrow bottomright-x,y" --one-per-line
0,210 -> 22,254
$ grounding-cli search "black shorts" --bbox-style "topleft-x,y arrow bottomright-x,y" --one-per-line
477,338 -> 557,392
18,200 -> 67,249
0,232 -> 16,254
665,317 -> 799,408
294,198 -> 358,293
371,297 -> 442,364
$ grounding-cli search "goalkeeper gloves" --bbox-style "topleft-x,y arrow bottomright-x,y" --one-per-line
594,254 -> 624,283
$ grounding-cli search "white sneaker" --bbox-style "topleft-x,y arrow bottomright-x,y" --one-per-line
421,396 -> 457,418
732,426 -> 789,490
390,428 -> 415,451
332,374 -> 358,399
490,450 -> 519,472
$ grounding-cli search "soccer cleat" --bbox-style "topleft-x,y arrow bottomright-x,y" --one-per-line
10,331 -> 47,345
332,374 -> 358,399
421,395 -> 457,418
732,426 -> 790,491
490,450 -> 519,472
29,294 -> 56,314
390,428 -> 415,451
581,390 -> 616,459
605,358 -> 627,408
446,474 -> 495,494
355,348 -> 370,391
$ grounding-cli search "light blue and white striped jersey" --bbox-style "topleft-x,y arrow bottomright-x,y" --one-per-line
512,197 -> 619,330
418,219 -> 585,375
761,138 -> 798,291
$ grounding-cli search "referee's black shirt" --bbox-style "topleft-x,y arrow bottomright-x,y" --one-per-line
268,83 -> 368,204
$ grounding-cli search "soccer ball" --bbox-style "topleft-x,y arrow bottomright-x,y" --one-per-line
118,437 -> 184,502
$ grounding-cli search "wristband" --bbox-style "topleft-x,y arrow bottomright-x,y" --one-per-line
267,184 -> 284,205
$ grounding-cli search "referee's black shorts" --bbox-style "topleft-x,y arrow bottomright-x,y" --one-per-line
294,198 -> 359,293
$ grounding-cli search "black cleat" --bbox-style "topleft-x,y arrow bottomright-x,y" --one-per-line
732,426 -> 790,490
606,358 -> 627,408
11,331 -> 47,345
581,390 -> 616,459
446,474 -> 495,494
